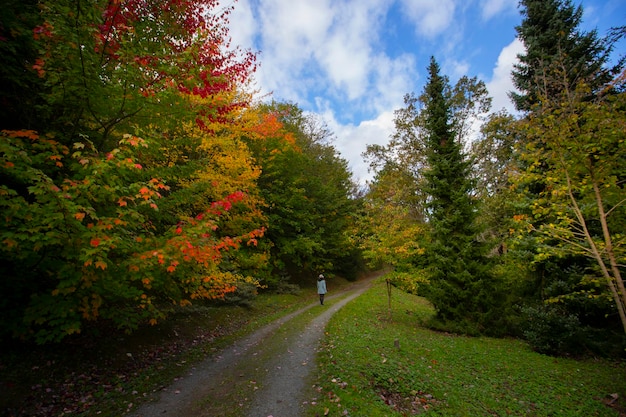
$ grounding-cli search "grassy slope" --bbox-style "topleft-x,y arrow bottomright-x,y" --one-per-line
308,277 -> 626,417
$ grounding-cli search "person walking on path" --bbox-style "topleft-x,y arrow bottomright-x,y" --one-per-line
317,274 -> 327,305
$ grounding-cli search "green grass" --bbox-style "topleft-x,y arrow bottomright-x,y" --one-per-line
307,277 -> 626,417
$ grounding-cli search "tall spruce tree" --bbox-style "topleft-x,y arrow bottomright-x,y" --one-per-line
511,0 -> 612,112
421,58 -> 500,335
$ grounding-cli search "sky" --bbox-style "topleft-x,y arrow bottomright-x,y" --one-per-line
227,0 -> 626,184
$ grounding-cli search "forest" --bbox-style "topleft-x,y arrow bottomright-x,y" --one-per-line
0,0 -> 625,358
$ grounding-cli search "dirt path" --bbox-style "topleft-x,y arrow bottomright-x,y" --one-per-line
128,275 -> 379,417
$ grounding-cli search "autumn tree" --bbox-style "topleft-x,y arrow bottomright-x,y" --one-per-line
506,0 -> 625,354
513,76 -> 626,338
472,112 -> 521,242
356,164 -> 428,293
0,0 -> 263,343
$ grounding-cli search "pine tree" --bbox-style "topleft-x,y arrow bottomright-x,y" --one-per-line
511,0 -> 612,112
421,58 -> 500,335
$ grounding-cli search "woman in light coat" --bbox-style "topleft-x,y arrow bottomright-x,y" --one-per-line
317,274 -> 327,305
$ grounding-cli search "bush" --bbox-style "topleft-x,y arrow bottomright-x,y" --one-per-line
520,304 -> 582,356
219,282 -> 259,307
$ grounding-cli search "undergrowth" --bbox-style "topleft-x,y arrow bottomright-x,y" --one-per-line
308,277 -> 626,417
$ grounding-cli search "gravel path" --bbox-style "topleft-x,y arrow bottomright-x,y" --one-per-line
128,276 -> 377,417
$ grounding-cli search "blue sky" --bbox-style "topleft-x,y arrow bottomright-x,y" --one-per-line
228,0 -> 625,183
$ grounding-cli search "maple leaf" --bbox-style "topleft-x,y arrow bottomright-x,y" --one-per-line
95,260 -> 107,270
75,212 -> 85,220
90,238 -> 100,247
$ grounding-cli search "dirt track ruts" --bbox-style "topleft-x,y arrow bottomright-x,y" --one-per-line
128,274 -> 379,417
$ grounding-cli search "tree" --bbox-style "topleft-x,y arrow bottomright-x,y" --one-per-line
514,81 -> 626,335
0,0 -> 262,343
419,57 -> 501,334
243,102 -> 359,285
509,0 -> 626,354
511,0 -> 613,112
16,0 -> 256,151
356,165 -> 428,294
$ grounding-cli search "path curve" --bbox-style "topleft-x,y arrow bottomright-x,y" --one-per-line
128,274 -> 380,417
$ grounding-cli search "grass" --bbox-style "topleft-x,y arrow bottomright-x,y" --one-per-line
0,277 -> 354,417
307,277 -> 626,417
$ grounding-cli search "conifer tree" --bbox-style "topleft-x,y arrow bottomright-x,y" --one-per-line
511,0 -> 618,111
421,58 -> 499,334
511,0 -> 612,112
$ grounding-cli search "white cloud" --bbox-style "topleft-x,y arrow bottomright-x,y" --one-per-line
444,58 -> 470,80
227,0 -> 531,182
316,20 -> 371,99
399,0 -> 456,37
479,0 -> 517,21
486,37 -> 524,114
325,111 -> 397,184
370,53 -> 417,113
228,0 -> 257,50
249,0 -> 334,102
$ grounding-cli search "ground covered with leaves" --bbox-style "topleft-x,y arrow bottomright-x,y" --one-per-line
309,277 -> 626,416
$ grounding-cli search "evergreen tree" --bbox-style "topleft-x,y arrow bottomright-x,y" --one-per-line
421,58 -> 500,335
511,0 -> 612,112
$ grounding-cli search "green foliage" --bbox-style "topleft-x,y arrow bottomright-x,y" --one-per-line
514,244 -> 626,357
512,80 -> 626,335
0,0 -> 44,130
244,102 -> 360,283
520,304 -> 584,356
386,270 -> 429,295
0,131 -> 161,342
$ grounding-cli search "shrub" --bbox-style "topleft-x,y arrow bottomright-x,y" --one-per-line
520,304 -> 582,356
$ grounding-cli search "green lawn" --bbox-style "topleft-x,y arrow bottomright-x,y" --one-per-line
308,277 -> 626,416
